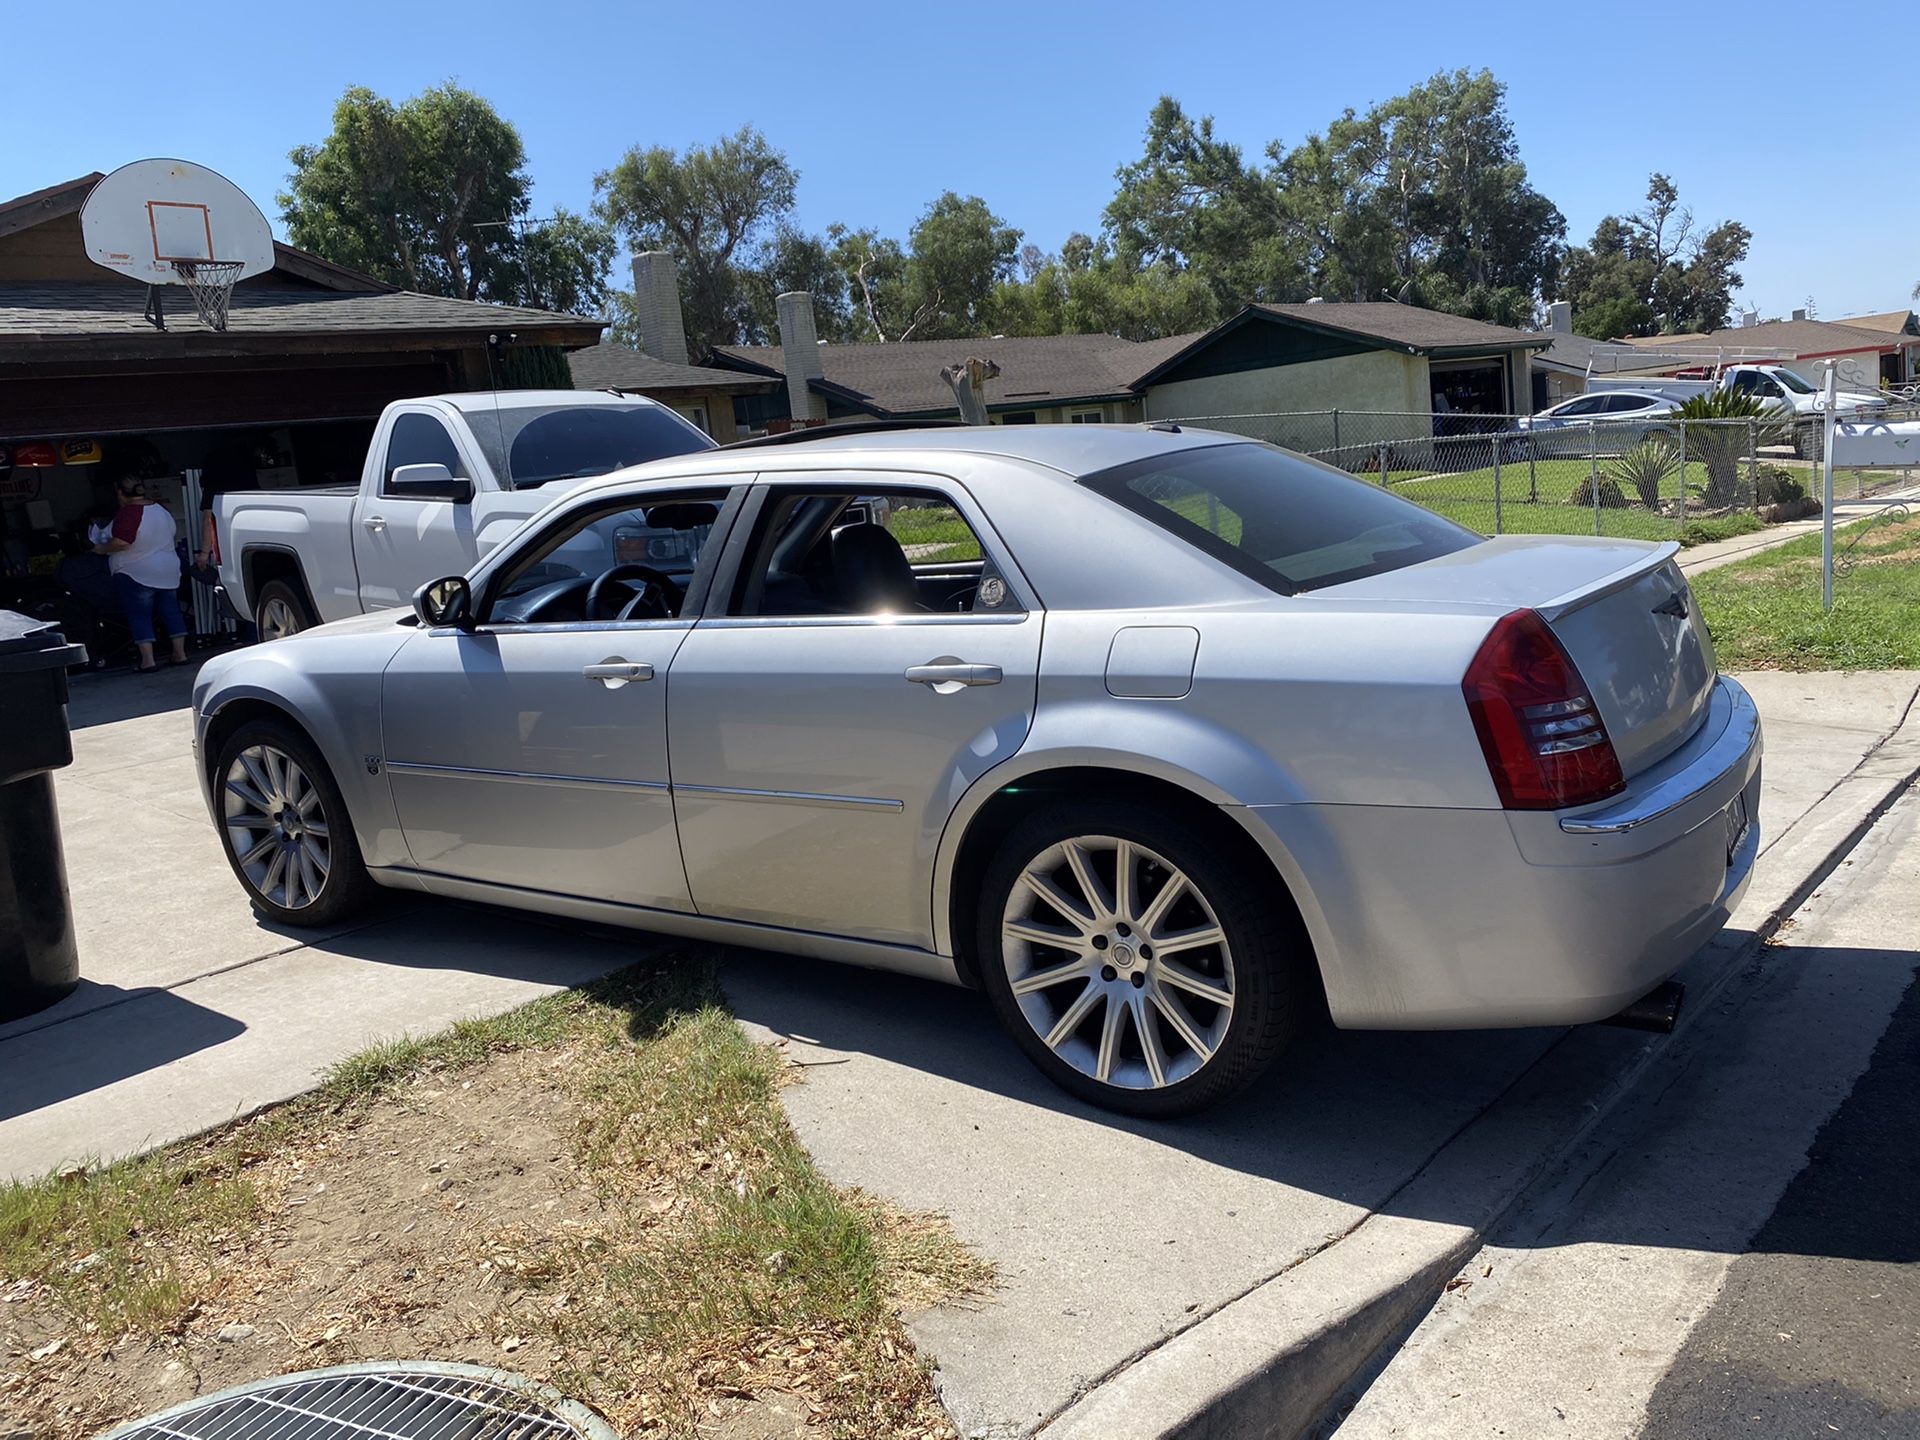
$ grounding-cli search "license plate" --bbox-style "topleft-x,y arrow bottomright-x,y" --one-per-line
1724,791 -> 1751,862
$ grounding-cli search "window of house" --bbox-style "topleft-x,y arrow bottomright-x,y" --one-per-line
1070,410 -> 1104,424
999,412 -> 1038,425
730,488 -> 1019,619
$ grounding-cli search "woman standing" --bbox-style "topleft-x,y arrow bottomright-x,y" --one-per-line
94,474 -> 187,672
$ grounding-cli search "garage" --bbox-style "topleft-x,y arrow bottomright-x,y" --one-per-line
0,171 -> 602,666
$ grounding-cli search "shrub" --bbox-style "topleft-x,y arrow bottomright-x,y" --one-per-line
1604,438 -> 1680,509
1670,391 -> 1786,509
1756,467 -> 1805,506
1569,473 -> 1628,509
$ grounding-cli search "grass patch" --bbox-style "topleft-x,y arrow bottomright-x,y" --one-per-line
1693,516 -> 1920,670
1,959 -> 986,1439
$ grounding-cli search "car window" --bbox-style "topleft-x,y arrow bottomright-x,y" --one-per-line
730,487 -> 1021,619
1607,394 -> 1654,413
1558,396 -> 1605,417
383,413 -> 468,495
485,489 -> 730,625
1081,443 -> 1481,595
464,403 -> 714,490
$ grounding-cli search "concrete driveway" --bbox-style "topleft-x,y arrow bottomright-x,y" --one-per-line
4,659 -> 1916,1440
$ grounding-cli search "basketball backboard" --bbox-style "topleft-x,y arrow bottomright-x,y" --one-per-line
80,158 -> 275,286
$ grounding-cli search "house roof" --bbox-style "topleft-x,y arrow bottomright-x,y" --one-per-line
1835,310 -> 1917,336
1247,302 -> 1549,356
1620,317 -> 1907,359
0,280 -> 604,358
708,331 -> 1191,417
1530,330 -> 1676,375
568,344 -> 779,395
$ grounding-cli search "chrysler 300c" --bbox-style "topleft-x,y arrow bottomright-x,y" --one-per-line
192,424 -> 1761,1115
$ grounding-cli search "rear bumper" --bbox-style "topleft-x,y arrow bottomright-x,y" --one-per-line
1239,674 -> 1762,1029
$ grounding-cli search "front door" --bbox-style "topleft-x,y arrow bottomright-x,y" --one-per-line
355,409 -> 487,611
668,479 -> 1042,949
380,484 -> 738,909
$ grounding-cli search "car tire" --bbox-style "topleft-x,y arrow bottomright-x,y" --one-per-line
213,719 -> 374,928
975,800 -> 1310,1117
254,579 -> 314,640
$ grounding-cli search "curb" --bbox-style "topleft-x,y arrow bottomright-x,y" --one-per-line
1037,688 -> 1920,1440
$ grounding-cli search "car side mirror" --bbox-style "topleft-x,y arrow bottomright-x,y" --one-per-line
414,575 -> 475,630
388,463 -> 475,504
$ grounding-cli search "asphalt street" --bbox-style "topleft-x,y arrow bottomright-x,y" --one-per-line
1640,968 -> 1920,1438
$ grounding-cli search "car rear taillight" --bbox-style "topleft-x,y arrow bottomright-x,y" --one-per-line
1462,609 -> 1625,811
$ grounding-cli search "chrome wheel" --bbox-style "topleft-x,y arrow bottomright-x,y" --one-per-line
222,744 -> 331,909
1000,835 -> 1234,1091
259,595 -> 301,641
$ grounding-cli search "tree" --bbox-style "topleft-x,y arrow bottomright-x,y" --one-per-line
1271,70 -> 1563,321
902,192 -> 1022,338
595,127 -> 799,352
282,84 -> 610,312
741,224 -> 853,343
828,225 -> 930,342
1558,174 -> 1750,336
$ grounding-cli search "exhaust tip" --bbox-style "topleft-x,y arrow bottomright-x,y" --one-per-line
1601,980 -> 1685,1034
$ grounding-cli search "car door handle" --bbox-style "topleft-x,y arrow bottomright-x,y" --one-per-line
362,515 -> 387,532
905,660 -> 1002,688
583,661 -> 654,689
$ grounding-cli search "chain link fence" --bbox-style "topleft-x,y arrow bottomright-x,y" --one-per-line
1162,408 -> 1920,542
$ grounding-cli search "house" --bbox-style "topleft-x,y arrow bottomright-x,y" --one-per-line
1620,315 -> 1920,390
666,242 -> 1545,434
566,344 -> 780,439
0,171 -> 603,562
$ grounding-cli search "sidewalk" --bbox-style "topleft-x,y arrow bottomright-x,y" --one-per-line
1678,481 -> 1920,576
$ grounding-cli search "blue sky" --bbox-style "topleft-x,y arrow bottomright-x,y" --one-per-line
9,1 -> 1914,321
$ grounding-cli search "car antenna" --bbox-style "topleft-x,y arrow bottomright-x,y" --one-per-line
485,332 -> 515,490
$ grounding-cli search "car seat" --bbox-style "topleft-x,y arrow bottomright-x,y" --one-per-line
830,523 -> 921,613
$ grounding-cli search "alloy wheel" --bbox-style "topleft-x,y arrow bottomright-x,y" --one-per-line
259,595 -> 301,640
1000,834 -> 1235,1091
222,744 -> 331,909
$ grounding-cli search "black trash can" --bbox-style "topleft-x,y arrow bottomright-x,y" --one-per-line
0,610 -> 88,1023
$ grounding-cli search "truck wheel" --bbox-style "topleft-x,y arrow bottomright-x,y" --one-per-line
214,719 -> 374,927
255,580 -> 313,640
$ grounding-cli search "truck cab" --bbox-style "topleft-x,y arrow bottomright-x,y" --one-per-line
216,391 -> 714,635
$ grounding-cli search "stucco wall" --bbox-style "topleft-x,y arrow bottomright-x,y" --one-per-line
1143,349 -> 1428,421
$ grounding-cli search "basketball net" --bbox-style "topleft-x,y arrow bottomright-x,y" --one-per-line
173,259 -> 244,331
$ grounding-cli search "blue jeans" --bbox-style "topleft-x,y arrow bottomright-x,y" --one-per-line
113,572 -> 186,647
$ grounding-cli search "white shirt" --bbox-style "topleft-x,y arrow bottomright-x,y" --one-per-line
108,502 -> 182,590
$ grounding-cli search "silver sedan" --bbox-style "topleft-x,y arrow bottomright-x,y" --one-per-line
192,425 -> 1761,1116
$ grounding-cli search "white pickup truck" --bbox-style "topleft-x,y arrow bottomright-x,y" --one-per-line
214,390 -> 714,637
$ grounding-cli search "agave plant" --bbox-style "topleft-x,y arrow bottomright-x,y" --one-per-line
1604,437 -> 1681,510
1668,390 -> 1786,510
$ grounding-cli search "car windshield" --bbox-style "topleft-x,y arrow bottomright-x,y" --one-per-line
1771,368 -> 1817,394
1081,442 -> 1483,594
464,403 -> 714,489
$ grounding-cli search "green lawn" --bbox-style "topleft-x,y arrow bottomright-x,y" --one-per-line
1385,458 -> 1763,544
1692,515 -> 1920,670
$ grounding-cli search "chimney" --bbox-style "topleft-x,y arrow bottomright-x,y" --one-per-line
1791,307 -> 1808,322
775,292 -> 829,424
631,251 -> 689,365
1547,300 -> 1573,334
1741,310 -> 1760,328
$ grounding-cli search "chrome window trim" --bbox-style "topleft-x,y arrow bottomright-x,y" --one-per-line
695,612 -> 1031,631
384,760 -> 669,794
461,619 -> 697,639
673,783 -> 904,813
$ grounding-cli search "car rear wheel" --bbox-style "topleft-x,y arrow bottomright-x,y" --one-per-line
255,580 -> 313,641
214,720 -> 373,927
976,801 -> 1309,1116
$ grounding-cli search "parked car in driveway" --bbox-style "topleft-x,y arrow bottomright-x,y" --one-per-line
212,390 -> 715,640
191,424 -> 1762,1116
1504,390 -> 1679,458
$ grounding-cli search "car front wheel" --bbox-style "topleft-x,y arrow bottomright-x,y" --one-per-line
214,720 -> 374,927
976,801 -> 1309,1116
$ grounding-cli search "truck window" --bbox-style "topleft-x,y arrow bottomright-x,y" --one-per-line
384,413 -> 469,495
465,404 -> 714,490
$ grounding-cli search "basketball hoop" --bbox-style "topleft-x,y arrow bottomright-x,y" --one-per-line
174,258 -> 244,330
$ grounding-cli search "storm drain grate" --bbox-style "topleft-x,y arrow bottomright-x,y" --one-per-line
103,1362 -> 619,1440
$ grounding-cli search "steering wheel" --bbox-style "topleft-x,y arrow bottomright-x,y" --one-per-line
585,563 -> 683,621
